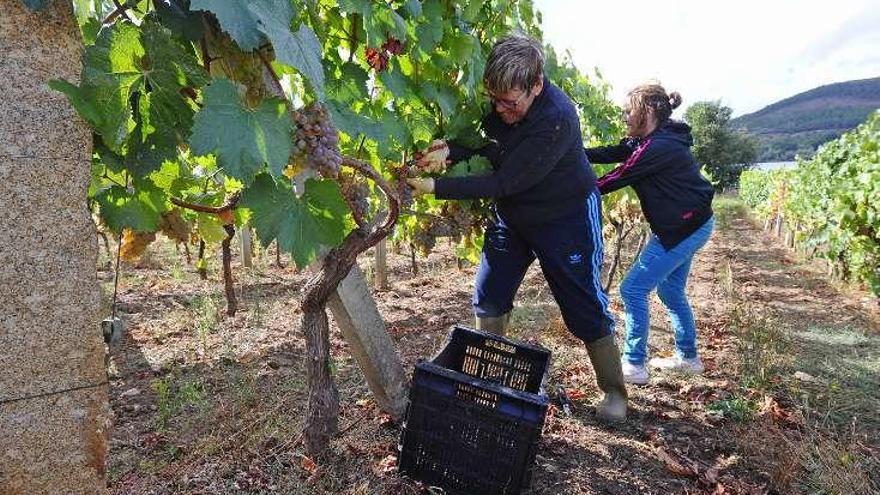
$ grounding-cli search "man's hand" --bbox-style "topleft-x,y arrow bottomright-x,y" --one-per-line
414,140 -> 450,174
405,177 -> 435,195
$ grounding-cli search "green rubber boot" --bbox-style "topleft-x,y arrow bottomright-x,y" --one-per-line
585,335 -> 628,422
475,312 -> 510,336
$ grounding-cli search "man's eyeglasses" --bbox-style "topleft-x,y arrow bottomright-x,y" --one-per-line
486,89 -> 530,111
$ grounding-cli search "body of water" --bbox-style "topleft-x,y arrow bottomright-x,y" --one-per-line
753,161 -> 798,171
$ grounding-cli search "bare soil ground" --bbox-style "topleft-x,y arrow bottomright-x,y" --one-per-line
102,197 -> 879,494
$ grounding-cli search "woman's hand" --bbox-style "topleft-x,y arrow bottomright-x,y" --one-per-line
405,177 -> 435,195
414,140 -> 450,174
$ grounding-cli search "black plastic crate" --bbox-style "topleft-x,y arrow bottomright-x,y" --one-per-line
398,325 -> 551,494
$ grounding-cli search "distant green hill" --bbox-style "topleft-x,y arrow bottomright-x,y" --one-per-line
731,77 -> 880,161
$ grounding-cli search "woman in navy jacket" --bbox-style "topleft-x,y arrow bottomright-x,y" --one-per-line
587,83 -> 715,385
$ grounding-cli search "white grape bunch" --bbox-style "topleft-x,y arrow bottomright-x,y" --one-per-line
338,172 -> 370,224
292,103 -> 342,179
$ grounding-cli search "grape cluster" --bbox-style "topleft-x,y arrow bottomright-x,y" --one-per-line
339,172 -> 370,224
444,202 -> 476,234
365,37 -> 406,73
411,219 -> 457,256
292,103 -> 342,179
382,37 -> 405,55
120,228 -> 157,262
392,163 -> 415,209
159,209 -> 191,243
410,202 -> 483,256
365,47 -> 389,72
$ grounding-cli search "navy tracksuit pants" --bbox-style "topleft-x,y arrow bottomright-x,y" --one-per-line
473,189 -> 615,343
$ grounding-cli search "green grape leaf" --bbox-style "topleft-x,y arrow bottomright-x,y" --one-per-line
326,62 -> 368,102
189,78 -> 292,184
445,155 -> 492,178
138,20 -> 208,131
403,0 -> 422,18
337,0 -> 371,14
422,0 -> 446,26
242,174 -> 348,267
153,0 -> 206,41
79,17 -> 101,45
197,212 -> 227,243
378,61 -> 414,99
48,79 -> 102,127
420,82 -> 459,118
372,7 -> 407,42
150,160 -> 201,198
191,0 -> 325,97
460,0 -> 483,22
190,0 -> 281,50
53,21 -> 206,155
269,24 -> 325,99
94,182 -> 166,233
94,142 -> 127,174
80,22 -> 144,152
372,115 -> 412,155
416,0 -> 444,52
415,22 -> 444,54
326,99 -> 376,140
125,125 -> 179,177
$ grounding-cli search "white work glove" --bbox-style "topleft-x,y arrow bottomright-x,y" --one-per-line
405,177 -> 435,195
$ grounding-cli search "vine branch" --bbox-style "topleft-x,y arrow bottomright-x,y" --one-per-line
257,48 -> 285,97
102,0 -> 131,24
170,192 -> 241,215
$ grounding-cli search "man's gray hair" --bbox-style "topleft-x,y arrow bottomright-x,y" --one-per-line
483,35 -> 544,94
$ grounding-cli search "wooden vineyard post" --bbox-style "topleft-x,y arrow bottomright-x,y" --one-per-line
374,238 -> 389,290
241,225 -> 253,268
328,264 -> 407,417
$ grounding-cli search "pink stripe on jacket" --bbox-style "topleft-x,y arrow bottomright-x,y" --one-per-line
596,138 -> 653,189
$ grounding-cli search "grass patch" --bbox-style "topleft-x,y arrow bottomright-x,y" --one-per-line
788,325 -> 880,435
712,195 -> 749,230
152,373 -> 208,431
794,428 -> 880,495
192,294 -> 220,356
707,396 -> 757,422
730,303 -> 788,390
716,204 -> 880,493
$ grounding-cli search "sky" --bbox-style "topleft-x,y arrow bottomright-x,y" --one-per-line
533,0 -> 880,117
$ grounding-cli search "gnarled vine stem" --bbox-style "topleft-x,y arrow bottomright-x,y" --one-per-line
170,193 -> 241,315
299,156 -> 399,456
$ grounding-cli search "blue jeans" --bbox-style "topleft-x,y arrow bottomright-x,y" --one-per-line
620,217 -> 715,365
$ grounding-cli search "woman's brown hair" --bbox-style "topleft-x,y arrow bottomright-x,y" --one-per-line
626,83 -> 682,133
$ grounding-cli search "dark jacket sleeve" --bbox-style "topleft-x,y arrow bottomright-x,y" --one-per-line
435,116 -> 570,200
596,139 -> 678,194
585,137 -> 638,164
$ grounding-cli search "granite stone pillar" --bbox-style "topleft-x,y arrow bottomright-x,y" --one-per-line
0,1 -> 110,493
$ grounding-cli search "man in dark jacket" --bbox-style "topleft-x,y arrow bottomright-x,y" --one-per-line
407,35 -> 627,422
587,84 -> 715,385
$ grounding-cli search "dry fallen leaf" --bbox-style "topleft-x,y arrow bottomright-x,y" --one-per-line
300,454 -> 319,475
655,446 -> 698,477
373,454 -> 398,477
758,395 -> 799,424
